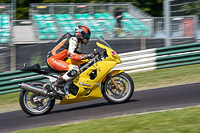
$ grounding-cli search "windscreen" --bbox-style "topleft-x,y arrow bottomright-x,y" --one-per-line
97,36 -> 112,49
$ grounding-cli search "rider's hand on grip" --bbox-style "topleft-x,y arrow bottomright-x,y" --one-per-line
86,53 -> 95,59
81,53 -> 94,60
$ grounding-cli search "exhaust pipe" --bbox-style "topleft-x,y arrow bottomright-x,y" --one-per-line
19,83 -> 48,96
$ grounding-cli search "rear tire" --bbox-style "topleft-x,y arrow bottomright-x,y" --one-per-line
102,72 -> 134,104
19,81 -> 55,116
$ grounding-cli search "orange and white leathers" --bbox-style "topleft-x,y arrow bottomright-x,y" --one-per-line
47,33 -> 84,81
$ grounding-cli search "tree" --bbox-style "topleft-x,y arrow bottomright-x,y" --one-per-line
0,0 -> 164,19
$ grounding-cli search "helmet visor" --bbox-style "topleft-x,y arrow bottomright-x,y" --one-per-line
82,38 -> 88,44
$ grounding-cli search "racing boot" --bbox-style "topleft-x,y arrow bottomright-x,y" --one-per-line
52,76 -> 66,96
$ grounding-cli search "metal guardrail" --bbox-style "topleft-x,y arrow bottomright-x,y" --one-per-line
114,42 -> 200,73
0,70 -> 46,95
1,42 -> 200,95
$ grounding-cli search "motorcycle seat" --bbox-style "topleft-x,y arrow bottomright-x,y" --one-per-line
21,63 -> 64,75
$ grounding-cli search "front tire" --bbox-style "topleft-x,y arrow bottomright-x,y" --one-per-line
19,81 -> 55,116
102,72 -> 134,104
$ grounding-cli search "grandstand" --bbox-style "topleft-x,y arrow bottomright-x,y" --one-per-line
0,4 -> 11,44
30,3 -> 151,40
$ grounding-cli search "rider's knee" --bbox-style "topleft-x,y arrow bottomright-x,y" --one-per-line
65,65 -> 79,78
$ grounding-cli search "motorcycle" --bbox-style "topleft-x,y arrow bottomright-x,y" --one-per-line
19,37 -> 134,116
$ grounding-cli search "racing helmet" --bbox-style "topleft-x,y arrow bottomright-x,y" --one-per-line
75,26 -> 91,44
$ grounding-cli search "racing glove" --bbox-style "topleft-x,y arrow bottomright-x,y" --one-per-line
81,53 -> 94,60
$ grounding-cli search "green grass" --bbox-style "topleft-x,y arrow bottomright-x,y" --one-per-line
13,106 -> 200,133
0,92 -> 20,113
1,64 -> 200,113
131,63 -> 200,90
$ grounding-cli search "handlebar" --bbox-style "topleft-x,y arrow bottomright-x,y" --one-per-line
79,56 -> 98,72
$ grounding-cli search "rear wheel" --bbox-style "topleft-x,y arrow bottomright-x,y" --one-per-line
102,72 -> 134,103
19,81 -> 55,116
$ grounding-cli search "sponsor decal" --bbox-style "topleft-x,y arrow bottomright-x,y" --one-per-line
24,84 -> 30,87
0,6 -> 6,9
51,58 -> 67,68
183,18 -> 195,36
95,83 -> 100,86
79,82 -> 91,87
36,6 -> 47,9
112,51 -> 116,55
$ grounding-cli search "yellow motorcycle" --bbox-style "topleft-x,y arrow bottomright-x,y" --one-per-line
19,37 -> 134,116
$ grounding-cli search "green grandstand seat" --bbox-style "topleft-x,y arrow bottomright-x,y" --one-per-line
132,25 -> 141,37
35,21 -> 55,28
33,14 -> 52,20
61,27 -> 74,34
104,19 -> 115,32
122,12 -> 134,19
38,32 -> 57,40
46,22 -> 55,27
140,26 -> 149,37
0,19 -> 10,28
93,13 -> 101,19
1,14 -> 9,18
74,13 -> 93,19
0,15 -> 9,21
36,21 -> 47,28
0,29 -> 9,33
39,27 -> 57,34
122,20 -> 133,34
36,20 -> 58,40
93,13 -> 113,19
48,34 -> 57,40
48,27 -> 57,33
80,19 -> 94,27
88,25 -> 104,38
39,34 -> 48,40
0,37 -> 9,43
0,32 -> 9,37
43,14 -> 52,20
57,20 -> 72,27
130,18 -> 142,25
39,28 -> 48,33
103,13 -> 113,19
33,15 -> 44,20
0,14 -> 10,43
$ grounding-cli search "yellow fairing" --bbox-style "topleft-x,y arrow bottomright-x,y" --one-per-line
96,42 -> 122,63
66,58 -> 89,66
60,61 -> 117,105
60,41 -> 123,105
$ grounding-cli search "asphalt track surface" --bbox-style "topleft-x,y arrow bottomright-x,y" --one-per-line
1,83 -> 200,133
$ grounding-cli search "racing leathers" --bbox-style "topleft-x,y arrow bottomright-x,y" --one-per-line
47,33 -> 93,82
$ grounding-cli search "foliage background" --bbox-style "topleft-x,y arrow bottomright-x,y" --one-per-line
1,0 -> 163,19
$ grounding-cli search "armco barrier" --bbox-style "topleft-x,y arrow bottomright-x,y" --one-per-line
1,42 -> 200,95
156,43 -> 200,69
114,42 -> 200,73
0,70 -> 46,95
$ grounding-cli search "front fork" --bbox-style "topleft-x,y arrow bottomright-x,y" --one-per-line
108,73 -> 121,92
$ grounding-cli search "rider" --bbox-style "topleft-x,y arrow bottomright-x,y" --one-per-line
46,26 -> 94,93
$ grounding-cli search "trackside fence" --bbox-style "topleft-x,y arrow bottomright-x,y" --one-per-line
0,70 -> 46,95
114,42 -> 200,73
1,42 -> 200,95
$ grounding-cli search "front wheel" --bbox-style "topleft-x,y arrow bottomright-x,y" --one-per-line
102,72 -> 134,104
19,81 -> 55,116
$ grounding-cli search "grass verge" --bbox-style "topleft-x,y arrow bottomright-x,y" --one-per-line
13,106 -> 200,133
1,64 -> 200,113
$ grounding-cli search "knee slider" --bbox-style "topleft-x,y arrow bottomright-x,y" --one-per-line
67,70 -> 78,77
67,65 -> 79,77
